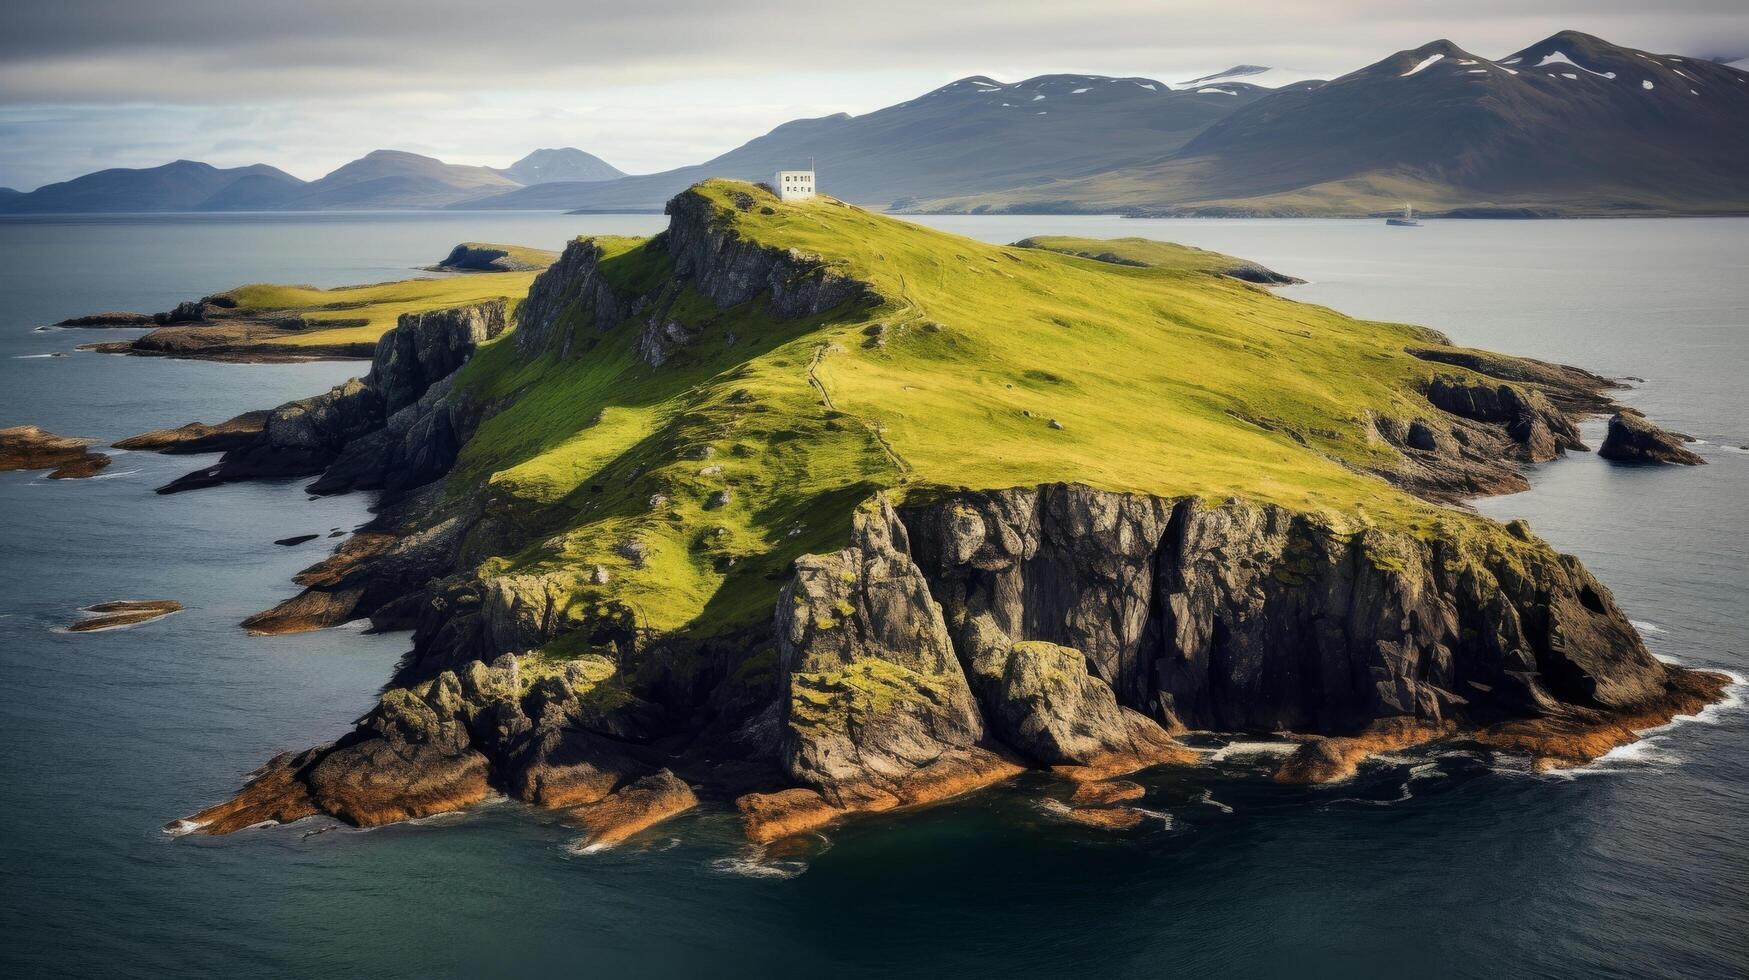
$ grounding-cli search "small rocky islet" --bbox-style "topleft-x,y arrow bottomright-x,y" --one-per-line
64,181 -> 1725,847
68,600 -> 183,632
0,424 -> 112,479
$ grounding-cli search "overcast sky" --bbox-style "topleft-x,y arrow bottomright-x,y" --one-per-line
3,0 -> 1745,190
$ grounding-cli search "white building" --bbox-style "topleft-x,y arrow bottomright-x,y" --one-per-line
775,170 -> 816,202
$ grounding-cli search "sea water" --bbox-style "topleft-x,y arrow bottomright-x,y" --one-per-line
1,212 -> 1744,978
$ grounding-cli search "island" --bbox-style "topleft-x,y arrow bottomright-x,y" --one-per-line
102,181 -> 1722,845
73,250 -> 551,364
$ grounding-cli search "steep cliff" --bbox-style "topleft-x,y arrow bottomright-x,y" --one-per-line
173,180 -> 1727,844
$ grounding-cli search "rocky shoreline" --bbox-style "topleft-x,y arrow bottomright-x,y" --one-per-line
105,183 -> 1728,848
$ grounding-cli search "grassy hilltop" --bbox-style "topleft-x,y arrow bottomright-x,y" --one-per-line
438,180 -> 1535,650
190,178 -> 1719,841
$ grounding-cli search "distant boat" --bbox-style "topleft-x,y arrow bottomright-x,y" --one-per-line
1386,202 -> 1421,226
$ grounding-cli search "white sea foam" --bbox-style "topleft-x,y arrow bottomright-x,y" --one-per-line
1209,741 -> 1298,762
1132,808 -> 1173,828
709,847 -> 808,879
1196,789 -> 1233,814
1327,782 -> 1414,807
1630,619 -> 1667,635
162,819 -> 210,837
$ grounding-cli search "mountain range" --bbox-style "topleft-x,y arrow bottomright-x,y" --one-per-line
3,30 -> 1745,216
0,148 -> 624,213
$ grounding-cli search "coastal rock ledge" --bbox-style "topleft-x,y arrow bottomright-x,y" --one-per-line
167,181 -> 1729,845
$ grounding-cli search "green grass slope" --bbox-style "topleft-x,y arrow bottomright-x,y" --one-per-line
439,180 -> 1543,658
213,270 -> 541,351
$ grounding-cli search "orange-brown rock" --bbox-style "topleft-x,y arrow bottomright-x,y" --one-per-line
114,411 -> 269,454
1070,779 -> 1146,807
1059,805 -> 1147,831
175,750 -> 322,834
508,728 -> 642,809
1049,742 -> 1202,784
565,770 -> 698,849
1274,718 -> 1453,784
0,424 -> 110,479
1472,669 -> 1731,771
737,746 -> 1023,843
241,532 -> 397,634
69,599 -> 182,632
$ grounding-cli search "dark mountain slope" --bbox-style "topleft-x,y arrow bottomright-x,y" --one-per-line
497,147 -> 625,184
276,150 -> 521,209
0,160 -> 305,213
453,75 -> 1266,211
916,31 -> 1749,216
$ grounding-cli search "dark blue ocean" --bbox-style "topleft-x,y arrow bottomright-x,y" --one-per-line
1,211 -> 1744,978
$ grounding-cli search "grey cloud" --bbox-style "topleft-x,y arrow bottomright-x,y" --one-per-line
3,1 -> 1745,103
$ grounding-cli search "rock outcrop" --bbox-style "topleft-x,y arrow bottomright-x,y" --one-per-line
153,300 -> 505,493
431,243 -> 557,274
1598,410 -> 1705,465
0,425 -> 111,479
178,653 -> 686,837
69,600 -> 182,632
736,497 -> 1021,840
114,411 -> 269,454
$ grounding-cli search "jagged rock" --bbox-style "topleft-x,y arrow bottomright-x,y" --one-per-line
958,626 -> 1189,772
905,486 -> 1177,707
1425,374 -> 1582,462
241,520 -> 462,635
664,188 -> 874,319
154,299 -> 208,325
1598,410 -> 1705,465
515,238 -> 632,356
775,496 -> 989,801
369,300 -> 507,415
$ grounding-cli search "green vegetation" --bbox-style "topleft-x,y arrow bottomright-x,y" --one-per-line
215,269 -> 541,350
1014,236 -> 1270,276
436,180 -> 1545,663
